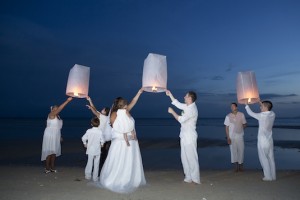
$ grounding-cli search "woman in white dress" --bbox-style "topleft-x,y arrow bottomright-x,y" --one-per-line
41,97 -> 72,173
99,88 -> 146,193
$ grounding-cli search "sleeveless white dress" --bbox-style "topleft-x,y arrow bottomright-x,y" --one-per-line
41,117 -> 63,161
98,109 -> 146,193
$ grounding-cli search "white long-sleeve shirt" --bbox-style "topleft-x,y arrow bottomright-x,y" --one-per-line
172,99 -> 198,144
82,127 -> 105,156
245,105 -> 275,141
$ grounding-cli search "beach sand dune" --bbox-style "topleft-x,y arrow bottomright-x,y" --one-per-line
0,166 -> 299,200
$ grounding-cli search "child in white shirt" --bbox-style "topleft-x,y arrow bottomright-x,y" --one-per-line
82,117 -> 104,181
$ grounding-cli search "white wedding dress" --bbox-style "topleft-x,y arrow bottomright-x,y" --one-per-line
98,109 -> 146,193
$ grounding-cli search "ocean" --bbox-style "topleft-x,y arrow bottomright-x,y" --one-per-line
0,117 -> 299,170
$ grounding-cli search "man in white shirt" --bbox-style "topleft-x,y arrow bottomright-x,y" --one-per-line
245,100 -> 276,181
166,90 -> 200,184
224,103 -> 247,172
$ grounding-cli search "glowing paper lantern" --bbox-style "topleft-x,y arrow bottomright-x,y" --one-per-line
66,64 -> 90,98
142,53 -> 167,92
236,71 -> 260,104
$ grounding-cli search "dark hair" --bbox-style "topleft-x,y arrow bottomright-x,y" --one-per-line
231,102 -> 238,107
188,91 -> 197,102
111,97 -> 128,112
103,107 -> 110,116
91,117 -> 100,127
262,100 -> 273,111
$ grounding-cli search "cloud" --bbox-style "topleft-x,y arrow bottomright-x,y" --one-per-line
276,101 -> 300,105
225,64 -> 234,72
211,76 -> 224,80
260,93 -> 298,99
267,70 -> 300,79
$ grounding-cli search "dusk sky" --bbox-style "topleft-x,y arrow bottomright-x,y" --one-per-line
1,0 -> 299,118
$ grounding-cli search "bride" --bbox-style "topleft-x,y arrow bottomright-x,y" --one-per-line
98,88 -> 146,193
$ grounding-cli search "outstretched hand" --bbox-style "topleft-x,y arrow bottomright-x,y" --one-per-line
165,90 -> 171,96
86,105 -> 92,109
168,107 -> 174,114
67,97 -> 73,101
138,88 -> 144,94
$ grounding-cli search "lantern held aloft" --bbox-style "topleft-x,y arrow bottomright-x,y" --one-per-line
142,53 -> 167,93
236,71 -> 260,104
66,64 -> 90,98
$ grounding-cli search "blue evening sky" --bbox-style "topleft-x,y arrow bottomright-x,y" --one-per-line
0,0 -> 299,118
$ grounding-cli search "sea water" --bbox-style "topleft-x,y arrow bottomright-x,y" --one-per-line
0,118 -> 299,170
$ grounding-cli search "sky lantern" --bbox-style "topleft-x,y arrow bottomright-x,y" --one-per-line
66,64 -> 90,98
142,53 -> 167,92
236,71 -> 260,104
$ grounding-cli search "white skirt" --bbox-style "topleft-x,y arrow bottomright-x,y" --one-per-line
41,127 -> 61,161
97,136 -> 146,193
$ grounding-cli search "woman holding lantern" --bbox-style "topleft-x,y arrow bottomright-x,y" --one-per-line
98,88 -> 146,193
41,97 -> 73,173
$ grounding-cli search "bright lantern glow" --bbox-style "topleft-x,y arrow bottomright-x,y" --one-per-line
66,64 -> 90,98
142,53 -> 167,93
152,86 -> 157,92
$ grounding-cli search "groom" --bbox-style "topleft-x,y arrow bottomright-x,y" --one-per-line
166,90 -> 200,184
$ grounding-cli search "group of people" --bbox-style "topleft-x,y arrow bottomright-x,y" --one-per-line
41,87 -> 276,194
224,101 -> 276,181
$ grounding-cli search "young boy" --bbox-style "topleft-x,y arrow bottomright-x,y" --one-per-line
82,117 -> 104,181
245,100 -> 276,181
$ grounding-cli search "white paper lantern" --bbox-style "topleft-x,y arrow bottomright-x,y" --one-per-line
142,53 -> 167,92
66,64 -> 90,98
236,71 -> 260,104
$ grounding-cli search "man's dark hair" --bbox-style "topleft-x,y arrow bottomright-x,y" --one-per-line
188,91 -> 197,102
231,102 -> 238,107
262,100 -> 273,111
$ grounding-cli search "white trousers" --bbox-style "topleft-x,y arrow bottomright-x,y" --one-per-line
85,154 -> 100,181
258,138 -> 276,180
180,139 -> 200,184
229,136 -> 244,164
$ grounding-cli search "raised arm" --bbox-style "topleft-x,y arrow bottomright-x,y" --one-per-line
166,90 -> 186,110
49,97 -> 72,118
127,88 -> 144,112
86,96 -> 100,118
166,90 -> 175,102
245,105 -> 260,120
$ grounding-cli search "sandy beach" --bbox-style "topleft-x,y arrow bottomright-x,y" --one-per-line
1,118 -> 299,200
0,166 -> 299,200
1,139 -> 299,200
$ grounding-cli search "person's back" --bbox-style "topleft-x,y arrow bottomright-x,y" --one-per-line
84,127 -> 103,156
245,100 -> 276,181
99,92 -> 146,193
82,117 -> 104,181
257,110 -> 275,140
